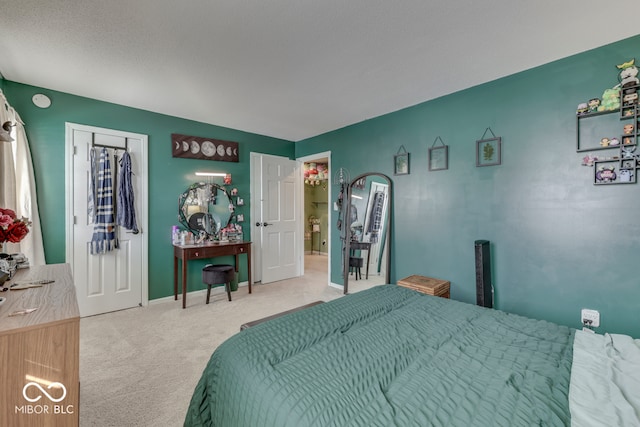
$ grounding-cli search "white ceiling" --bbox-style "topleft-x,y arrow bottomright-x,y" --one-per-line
0,1 -> 638,141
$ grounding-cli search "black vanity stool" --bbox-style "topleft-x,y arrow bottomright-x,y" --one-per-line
349,257 -> 363,280
202,264 -> 234,304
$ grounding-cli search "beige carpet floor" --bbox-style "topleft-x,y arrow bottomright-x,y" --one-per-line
79,255 -> 382,426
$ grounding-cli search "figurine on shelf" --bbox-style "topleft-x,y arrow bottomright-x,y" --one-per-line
582,153 -> 598,167
623,92 -> 638,106
623,137 -> 634,145
624,124 -> 635,135
597,86 -> 621,112
595,165 -> 617,183
625,109 -> 635,117
617,59 -> 639,89
619,169 -> 634,183
621,145 -> 636,158
231,188 -> 238,196
609,137 -> 620,146
588,98 -> 601,112
576,102 -> 589,115
224,174 -> 232,185
600,137 -> 610,147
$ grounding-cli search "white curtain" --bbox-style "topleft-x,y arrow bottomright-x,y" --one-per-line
0,90 -> 45,265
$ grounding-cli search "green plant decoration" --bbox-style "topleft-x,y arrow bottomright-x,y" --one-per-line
483,142 -> 494,161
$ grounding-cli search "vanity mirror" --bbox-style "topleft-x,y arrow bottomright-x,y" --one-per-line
178,182 -> 234,240
342,173 -> 392,294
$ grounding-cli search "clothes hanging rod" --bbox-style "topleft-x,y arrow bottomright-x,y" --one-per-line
91,134 -> 128,151
92,142 -> 128,151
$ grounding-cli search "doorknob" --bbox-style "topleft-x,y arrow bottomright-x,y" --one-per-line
263,222 -> 272,227
255,222 -> 262,227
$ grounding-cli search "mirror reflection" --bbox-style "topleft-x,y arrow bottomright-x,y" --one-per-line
178,182 -> 233,240
343,173 -> 391,294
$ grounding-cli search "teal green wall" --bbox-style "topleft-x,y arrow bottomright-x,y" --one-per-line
2,81 -> 294,300
296,35 -> 640,338
4,35 -> 639,336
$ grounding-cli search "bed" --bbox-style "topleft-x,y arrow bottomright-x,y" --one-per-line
184,284 -> 640,427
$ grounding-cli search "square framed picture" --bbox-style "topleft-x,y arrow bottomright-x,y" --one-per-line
476,137 -> 502,167
394,153 -> 410,175
428,145 -> 448,171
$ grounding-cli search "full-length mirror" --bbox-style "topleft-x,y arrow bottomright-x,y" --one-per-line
343,173 -> 392,294
178,182 -> 233,240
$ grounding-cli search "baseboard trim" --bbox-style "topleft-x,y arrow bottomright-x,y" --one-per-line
329,281 -> 343,290
149,281 -> 249,305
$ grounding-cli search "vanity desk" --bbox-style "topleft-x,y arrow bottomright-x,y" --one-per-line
173,241 -> 252,309
349,241 -> 371,280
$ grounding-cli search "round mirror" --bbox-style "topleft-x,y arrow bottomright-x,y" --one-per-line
178,182 -> 233,240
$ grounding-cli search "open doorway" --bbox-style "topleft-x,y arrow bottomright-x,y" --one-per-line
297,152 -> 331,283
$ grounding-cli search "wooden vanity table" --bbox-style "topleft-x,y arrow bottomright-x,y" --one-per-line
0,263 -> 80,427
173,241 -> 252,308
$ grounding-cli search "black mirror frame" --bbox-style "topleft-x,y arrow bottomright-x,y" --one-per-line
342,172 -> 392,294
178,182 -> 233,240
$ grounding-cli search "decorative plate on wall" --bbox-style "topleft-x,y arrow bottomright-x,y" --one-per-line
171,134 -> 239,162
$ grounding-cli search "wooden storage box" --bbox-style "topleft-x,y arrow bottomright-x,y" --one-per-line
397,275 -> 450,298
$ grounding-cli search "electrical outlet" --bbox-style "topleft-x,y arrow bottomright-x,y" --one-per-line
581,309 -> 600,328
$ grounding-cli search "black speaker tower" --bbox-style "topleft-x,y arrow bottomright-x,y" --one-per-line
474,240 -> 493,308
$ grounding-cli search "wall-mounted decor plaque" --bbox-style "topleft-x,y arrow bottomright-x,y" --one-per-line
476,128 -> 502,167
428,136 -> 449,171
171,133 -> 239,162
394,145 -> 410,175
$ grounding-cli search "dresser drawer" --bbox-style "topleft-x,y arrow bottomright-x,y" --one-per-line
186,243 -> 250,259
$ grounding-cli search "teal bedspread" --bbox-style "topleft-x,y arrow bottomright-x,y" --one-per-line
184,285 -> 574,427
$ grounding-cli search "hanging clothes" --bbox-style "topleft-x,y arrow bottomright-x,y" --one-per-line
116,151 -> 138,233
90,148 -> 117,254
366,191 -> 385,243
87,147 -> 97,224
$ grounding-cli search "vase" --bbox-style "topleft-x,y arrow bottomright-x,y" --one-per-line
0,242 -> 14,278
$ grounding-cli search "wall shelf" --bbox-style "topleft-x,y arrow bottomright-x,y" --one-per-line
576,84 -> 639,185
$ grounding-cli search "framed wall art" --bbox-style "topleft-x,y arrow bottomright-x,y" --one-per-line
172,133 -> 239,162
428,136 -> 449,171
394,145 -> 410,175
476,128 -> 502,167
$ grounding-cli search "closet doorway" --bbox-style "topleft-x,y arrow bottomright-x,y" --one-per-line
297,151 -> 331,286
65,123 -> 148,317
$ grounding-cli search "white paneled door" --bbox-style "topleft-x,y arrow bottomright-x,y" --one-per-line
65,123 -> 148,317
253,154 -> 301,284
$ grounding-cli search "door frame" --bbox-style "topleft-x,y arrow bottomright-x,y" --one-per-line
296,151 -> 332,288
64,122 -> 149,309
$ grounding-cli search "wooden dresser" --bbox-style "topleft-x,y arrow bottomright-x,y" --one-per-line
0,264 -> 80,427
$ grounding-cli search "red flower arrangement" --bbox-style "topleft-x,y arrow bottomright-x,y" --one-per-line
0,208 -> 31,245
